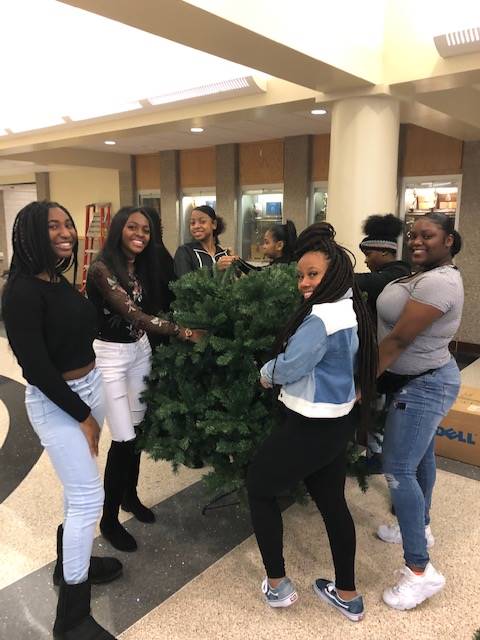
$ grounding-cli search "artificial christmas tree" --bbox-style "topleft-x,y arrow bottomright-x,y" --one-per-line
139,264 -> 300,496
139,263 -> 371,497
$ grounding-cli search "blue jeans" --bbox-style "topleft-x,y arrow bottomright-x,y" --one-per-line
25,368 -> 105,584
382,358 -> 460,569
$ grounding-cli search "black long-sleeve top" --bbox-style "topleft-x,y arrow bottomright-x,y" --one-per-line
173,241 -> 228,278
3,275 -> 97,422
86,260 -> 179,343
355,260 -> 411,316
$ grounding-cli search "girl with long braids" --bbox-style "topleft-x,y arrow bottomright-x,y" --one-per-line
2,201 -> 119,639
261,220 -> 298,265
376,212 -> 463,610
247,222 -> 377,622
86,206 -> 202,553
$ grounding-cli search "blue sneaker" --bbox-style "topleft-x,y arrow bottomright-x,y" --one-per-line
262,577 -> 298,608
313,579 -> 364,622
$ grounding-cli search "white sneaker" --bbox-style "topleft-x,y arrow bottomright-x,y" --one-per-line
377,523 -> 434,548
383,562 -> 445,610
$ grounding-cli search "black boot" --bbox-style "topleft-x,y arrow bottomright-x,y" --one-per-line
53,525 -> 123,586
100,442 -> 137,552
53,579 -> 115,639
121,440 -> 155,524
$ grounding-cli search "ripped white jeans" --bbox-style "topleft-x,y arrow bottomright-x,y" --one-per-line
93,333 -> 152,442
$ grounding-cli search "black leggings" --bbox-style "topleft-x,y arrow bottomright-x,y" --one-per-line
247,408 -> 357,591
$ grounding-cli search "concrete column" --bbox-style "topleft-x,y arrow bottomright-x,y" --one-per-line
327,96 -> 400,265
118,157 -> 135,207
159,150 -> 180,254
35,172 -> 50,201
283,135 -> 311,234
456,141 -> 480,345
215,143 -> 238,252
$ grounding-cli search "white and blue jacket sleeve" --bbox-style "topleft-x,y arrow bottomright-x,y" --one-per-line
260,297 -> 359,419
260,313 -> 328,386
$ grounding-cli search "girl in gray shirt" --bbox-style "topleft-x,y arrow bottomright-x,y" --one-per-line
375,212 -> 463,612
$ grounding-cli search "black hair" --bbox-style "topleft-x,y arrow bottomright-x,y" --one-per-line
192,205 -> 225,238
268,220 -> 298,263
141,205 -> 164,245
272,222 -> 377,430
423,212 -> 462,257
137,206 -> 175,311
360,213 -> 404,255
94,206 -> 162,311
2,200 -> 78,306
361,214 -> 403,255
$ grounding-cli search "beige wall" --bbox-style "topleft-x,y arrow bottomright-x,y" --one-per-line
49,168 -> 121,233
0,174 -> 36,185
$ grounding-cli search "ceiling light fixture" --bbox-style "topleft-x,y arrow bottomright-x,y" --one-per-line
69,102 -> 142,122
104,140 -> 116,145
311,108 -> 327,115
434,27 -> 480,57
190,127 -> 204,133
148,75 -> 267,107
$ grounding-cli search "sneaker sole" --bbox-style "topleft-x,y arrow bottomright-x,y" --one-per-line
313,583 -> 364,622
382,580 -> 445,610
264,591 -> 298,608
376,532 -> 434,549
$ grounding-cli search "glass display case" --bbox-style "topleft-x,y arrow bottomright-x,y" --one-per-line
239,187 -> 283,261
180,189 -> 216,244
400,175 -> 462,258
308,182 -> 328,225
137,190 -> 161,213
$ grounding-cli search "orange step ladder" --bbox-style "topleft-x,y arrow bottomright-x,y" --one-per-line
80,203 -> 111,290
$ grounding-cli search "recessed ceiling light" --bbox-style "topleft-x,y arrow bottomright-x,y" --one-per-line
190,127 -> 204,133
104,140 -> 116,145
311,108 -> 327,116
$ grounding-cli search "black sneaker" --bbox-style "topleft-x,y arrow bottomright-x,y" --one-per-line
313,579 -> 364,622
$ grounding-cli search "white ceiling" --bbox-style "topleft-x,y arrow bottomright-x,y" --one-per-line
70,109 -> 333,154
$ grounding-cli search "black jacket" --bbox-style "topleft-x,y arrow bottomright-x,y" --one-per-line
355,260 -> 411,316
174,241 -> 228,278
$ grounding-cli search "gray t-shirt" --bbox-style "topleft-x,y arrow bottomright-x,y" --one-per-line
377,266 -> 464,375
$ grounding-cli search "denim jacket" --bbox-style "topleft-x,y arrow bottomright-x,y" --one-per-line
260,294 -> 359,418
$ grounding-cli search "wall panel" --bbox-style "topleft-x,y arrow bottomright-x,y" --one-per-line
311,134 -> 330,181
400,124 -> 463,176
180,147 -> 216,188
239,139 -> 284,185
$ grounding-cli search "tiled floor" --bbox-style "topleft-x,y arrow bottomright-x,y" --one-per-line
1,328 -> 479,640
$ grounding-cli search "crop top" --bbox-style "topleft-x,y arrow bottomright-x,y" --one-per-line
3,274 -> 97,421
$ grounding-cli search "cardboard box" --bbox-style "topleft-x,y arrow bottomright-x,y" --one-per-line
435,386 -> 480,466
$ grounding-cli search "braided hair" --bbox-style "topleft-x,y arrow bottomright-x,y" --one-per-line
272,222 -> 377,429
2,201 -> 78,307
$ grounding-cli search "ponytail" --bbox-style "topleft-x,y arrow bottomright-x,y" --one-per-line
424,212 -> 462,257
269,220 -> 298,262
